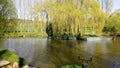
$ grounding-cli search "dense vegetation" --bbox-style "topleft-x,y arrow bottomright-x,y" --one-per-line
33,0 -> 105,37
105,10 -> 120,35
0,0 -> 17,35
0,49 -> 26,65
0,0 -> 120,38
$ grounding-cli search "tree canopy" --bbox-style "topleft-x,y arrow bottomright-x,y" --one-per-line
33,0 -> 105,37
105,9 -> 120,35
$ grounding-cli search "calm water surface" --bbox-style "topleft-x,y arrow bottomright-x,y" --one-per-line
0,38 -> 120,68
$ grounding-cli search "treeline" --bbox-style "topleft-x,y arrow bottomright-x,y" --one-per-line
32,0 -> 120,37
0,0 -> 47,38
0,0 -> 119,38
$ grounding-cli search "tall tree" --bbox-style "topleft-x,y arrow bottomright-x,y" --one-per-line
33,0 -> 105,36
0,0 -> 17,34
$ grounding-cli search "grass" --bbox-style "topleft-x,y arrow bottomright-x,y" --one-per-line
62,65 -> 82,68
0,49 -> 27,66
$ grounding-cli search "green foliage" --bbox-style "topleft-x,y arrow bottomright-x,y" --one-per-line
0,0 -> 17,34
62,65 -> 82,68
105,12 -> 120,35
0,49 -> 27,65
33,0 -> 105,37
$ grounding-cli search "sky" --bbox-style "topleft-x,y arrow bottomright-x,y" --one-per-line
112,0 -> 120,12
14,0 -> 41,20
14,0 -> 120,19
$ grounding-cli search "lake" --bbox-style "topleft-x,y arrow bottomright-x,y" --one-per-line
0,37 -> 120,68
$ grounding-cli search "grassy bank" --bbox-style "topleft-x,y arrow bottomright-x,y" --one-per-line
0,49 -> 27,66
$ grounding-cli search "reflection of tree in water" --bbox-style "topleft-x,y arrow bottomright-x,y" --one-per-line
0,40 -> 3,48
46,40 -> 88,68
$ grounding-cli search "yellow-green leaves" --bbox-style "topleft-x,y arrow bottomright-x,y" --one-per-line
106,11 -> 120,34
33,0 -> 105,36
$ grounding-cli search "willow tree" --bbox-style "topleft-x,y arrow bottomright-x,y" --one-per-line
89,1 -> 105,36
33,0 -> 105,37
0,0 -> 17,34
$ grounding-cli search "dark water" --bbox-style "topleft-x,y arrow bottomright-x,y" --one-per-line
0,38 -> 120,68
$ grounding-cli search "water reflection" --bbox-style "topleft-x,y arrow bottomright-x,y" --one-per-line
0,38 -> 120,68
